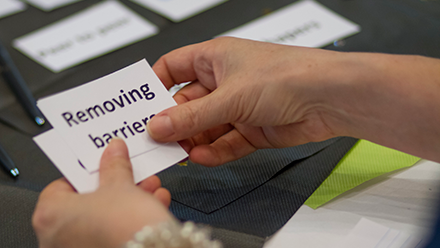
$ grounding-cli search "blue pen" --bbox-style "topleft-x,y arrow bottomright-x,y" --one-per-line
0,41 -> 45,126
0,142 -> 19,178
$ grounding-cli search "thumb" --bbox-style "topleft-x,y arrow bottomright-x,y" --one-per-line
99,138 -> 134,187
147,92 -> 233,142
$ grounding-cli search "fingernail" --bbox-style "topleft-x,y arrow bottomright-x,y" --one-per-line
109,137 -> 123,146
105,138 -> 127,158
147,115 -> 174,139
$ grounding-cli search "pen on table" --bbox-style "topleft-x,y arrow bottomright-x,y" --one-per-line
0,142 -> 19,178
0,41 -> 45,126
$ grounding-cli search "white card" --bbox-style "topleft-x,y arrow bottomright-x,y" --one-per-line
25,0 -> 80,11
339,218 -> 423,248
0,0 -> 26,19
13,1 -> 158,72
131,0 -> 226,22
37,59 -> 187,173
220,0 -> 360,48
34,129 -> 187,193
34,129 -> 99,193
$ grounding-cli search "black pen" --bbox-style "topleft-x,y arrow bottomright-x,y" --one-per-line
0,41 -> 45,126
0,142 -> 19,178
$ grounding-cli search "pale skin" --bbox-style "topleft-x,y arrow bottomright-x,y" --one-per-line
148,37 -> 440,165
33,139 -> 173,248
33,37 -> 440,247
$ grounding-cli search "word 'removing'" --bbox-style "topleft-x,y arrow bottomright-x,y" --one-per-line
62,83 -> 155,127
61,83 -> 157,149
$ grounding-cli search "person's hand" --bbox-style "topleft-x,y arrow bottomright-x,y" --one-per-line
148,37 -> 346,166
148,37 -> 440,164
32,138 -> 173,248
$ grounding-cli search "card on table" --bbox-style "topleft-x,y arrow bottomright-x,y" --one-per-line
220,0 -> 360,48
339,218 -> 423,248
13,1 -> 158,72
25,0 -> 81,11
0,0 -> 26,19
131,0 -> 226,22
34,60 -> 188,193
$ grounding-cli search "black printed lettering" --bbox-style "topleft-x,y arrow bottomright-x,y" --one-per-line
76,111 -> 89,122
86,105 -> 105,119
62,112 -> 78,127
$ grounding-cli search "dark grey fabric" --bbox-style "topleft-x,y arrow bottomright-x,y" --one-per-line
160,137 -> 340,213
161,137 -> 358,242
0,122 -> 58,248
0,185 -> 39,248
0,122 -> 62,192
204,224 -> 266,248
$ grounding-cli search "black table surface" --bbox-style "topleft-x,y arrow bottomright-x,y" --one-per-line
0,0 -> 439,247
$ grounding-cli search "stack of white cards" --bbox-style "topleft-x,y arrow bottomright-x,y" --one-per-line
34,60 -> 188,193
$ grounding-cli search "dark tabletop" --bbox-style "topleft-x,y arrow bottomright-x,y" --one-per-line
0,0 -> 439,247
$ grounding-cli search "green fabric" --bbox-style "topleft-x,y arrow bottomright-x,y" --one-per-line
305,140 -> 420,209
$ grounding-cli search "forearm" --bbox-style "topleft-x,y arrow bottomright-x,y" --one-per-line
321,52 -> 440,162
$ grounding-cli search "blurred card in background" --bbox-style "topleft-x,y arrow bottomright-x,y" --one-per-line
0,0 -> 26,19
131,0 -> 226,22
220,0 -> 360,48
25,0 -> 81,11
13,1 -> 158,72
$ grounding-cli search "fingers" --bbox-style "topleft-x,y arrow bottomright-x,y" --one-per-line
99,138 -> 134,187
33,178 -> 76,240
173,80 -> 211,104
178,139 -> 194,153
147,89 -> 235,143
189,123 -> 233,146
153,188 -> 171,208
153,39 -> 221,92
137,176 -> 171,207
137,175 -> 161,193
151,38 -> 242,143
152,43 -> 201,90
189,129 -> 257,167
39,178 -> 76,200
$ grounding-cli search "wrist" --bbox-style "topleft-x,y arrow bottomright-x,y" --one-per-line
314,51 -> 440,161
282,48 -> 360,139
312,51 -> 371,138
310,51 -> 392,139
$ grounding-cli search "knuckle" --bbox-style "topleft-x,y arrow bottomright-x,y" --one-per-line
174,104 -> 198,133
102,157 -> 132,173
32,203 -> 56,233
39,180 -> 62,199
212,36 -> 233,45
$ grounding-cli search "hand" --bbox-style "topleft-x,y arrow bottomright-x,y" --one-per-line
147,37 -> 344,166
32,138 -> 173,248
148,37 -> 440,164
